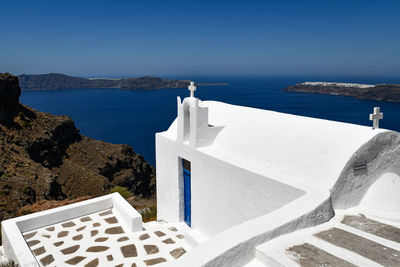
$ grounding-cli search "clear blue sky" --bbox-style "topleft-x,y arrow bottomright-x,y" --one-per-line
1,0 -> 399,77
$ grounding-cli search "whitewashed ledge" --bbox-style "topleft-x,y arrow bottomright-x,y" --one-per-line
1,193 -> 142,266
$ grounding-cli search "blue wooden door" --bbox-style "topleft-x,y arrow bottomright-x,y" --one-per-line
183,159 -> 191,227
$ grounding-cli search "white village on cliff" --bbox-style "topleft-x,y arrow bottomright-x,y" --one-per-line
1,82 -> 400,267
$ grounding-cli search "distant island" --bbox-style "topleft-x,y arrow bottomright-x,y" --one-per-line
285,82 -> 400,102
18,73 -> 228,91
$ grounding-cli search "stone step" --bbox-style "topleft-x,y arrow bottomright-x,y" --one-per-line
315,227 -> 400,266
256,234 -> 382,267
253,212 -> 400,267
287,243 -> 356,267
341,214 -> 400,243
335,219 -> 400,252
306,236 -> 382,267
179,222 -> 208,247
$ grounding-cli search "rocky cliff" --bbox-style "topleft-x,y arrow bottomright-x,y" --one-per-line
285,82 -> 400,102
18,73 -> 190,91
0,73 -> 155,220
0,74 -> 21,123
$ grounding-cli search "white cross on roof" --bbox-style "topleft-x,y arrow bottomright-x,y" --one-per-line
188,81 -> 196,98
369,107 -> 383,129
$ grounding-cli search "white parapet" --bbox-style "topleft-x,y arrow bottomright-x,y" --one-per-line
1,193 -> 142,266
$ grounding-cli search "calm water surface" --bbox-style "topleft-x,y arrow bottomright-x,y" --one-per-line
20,76 -> 400,165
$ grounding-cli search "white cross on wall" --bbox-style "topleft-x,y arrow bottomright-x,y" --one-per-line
188,81 -> 196,98
369,107 -> 383,129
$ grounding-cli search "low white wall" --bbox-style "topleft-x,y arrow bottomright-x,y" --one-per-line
332,131 -> 400,209
359,172 -> 400,212
1,193 -> 142,266
156,134 -> 305,237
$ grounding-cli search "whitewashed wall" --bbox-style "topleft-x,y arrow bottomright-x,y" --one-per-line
331,131 -> 400,209
156,134 -> 305,237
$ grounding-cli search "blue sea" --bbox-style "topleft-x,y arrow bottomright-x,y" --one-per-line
20,76 -> 400,166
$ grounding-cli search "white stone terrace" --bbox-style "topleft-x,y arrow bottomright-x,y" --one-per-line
23,211 -> 190,267
1,193 -> 192,267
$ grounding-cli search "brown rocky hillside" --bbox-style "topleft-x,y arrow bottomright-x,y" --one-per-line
0,73 -> 155,220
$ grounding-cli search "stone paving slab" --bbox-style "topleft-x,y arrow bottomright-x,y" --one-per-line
315,227 -> 400,266
287,243 -> 356,267
341,214 -> 400,243
22,209 -> 191,267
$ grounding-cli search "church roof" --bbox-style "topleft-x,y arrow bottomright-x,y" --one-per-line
162,100 -> 387,190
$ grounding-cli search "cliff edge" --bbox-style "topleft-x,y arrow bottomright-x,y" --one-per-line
0,73 -> 155,220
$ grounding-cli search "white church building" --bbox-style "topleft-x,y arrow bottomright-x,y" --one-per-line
2,82 -> 400,266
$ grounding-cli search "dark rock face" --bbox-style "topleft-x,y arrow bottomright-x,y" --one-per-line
285,83 -> 400,102
0,74 -> 155,220
18,73 -> 190,91
26,118 -> 80,167
0,73 -> 21,123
